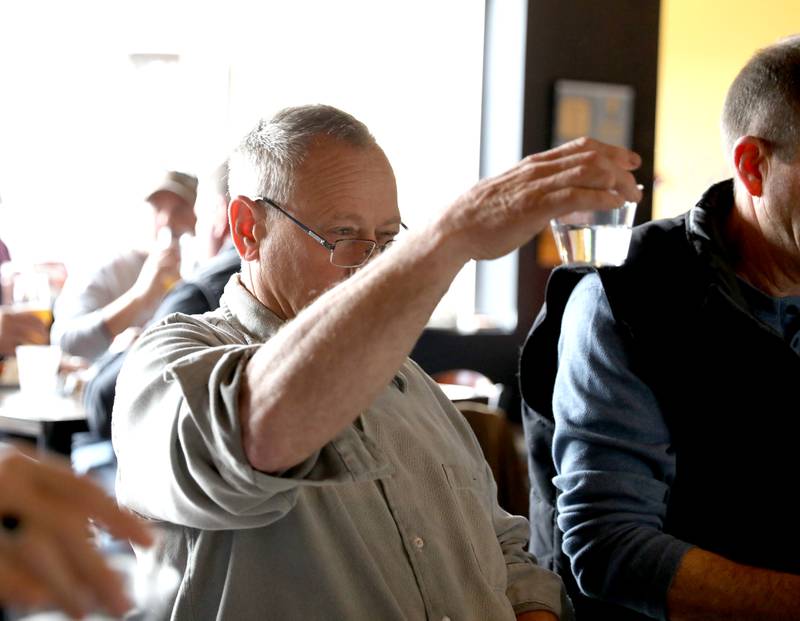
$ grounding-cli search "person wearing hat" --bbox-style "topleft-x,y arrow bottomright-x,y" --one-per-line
51,170 -> 198,362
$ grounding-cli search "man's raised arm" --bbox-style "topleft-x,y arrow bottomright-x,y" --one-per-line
238,137 -> 642,472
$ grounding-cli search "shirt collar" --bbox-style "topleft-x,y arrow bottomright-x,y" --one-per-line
686,179 -> 743,299
688,180 -> 800,345
219,275 -> 285,343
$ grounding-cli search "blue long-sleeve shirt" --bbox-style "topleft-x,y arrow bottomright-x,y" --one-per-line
552,272 -> 800,619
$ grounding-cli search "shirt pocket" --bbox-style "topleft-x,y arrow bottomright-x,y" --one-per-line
442,463 -> 507,592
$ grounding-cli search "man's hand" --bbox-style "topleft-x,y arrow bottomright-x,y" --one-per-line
0,445 -> 153,618
437,137 -> 642,263
100,241 -> 181,343
0,309 -> 49,355
517,611 -> 559,621
132,240 -> 182,305
108,326 -> 143,354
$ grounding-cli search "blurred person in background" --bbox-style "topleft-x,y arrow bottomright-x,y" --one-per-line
83,161 -> 239,440
51,171 -> 198,362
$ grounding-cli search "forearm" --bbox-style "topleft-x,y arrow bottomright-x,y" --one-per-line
667,547 -> 800,621
100,287 -> 158,339
240,228 -> 466,471
52,309 -> 112,360
552,273 -> 688,617
241,137 -> 643,472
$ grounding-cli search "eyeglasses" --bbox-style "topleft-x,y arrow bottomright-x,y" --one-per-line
255,196 -> 407,268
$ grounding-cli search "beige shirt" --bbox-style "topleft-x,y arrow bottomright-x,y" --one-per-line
113,275 -> 569,620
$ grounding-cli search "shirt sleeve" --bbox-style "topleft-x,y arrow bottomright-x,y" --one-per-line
51,296 -> 113,360
52,253 -> 146,360
552,273 -> 693,620
112,316 -> 393,531
490,465 -> 573,619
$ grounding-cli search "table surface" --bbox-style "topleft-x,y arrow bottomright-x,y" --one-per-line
0,387 -> 86,436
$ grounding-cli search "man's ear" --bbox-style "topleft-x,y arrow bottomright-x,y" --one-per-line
733,136 -> 768,198
229,196 -> 262,261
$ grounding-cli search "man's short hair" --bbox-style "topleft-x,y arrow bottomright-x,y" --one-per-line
722,34 -> 800,161
228,105 -> 377,206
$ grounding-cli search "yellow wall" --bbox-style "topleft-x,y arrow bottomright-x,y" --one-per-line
654,1 -> 800,219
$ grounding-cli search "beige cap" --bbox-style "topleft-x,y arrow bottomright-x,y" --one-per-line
145,170 -> 198,206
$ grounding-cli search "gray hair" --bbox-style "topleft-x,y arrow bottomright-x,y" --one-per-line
722,34 -> 800,161
228,104 -> 377,205
214,159 -> 230,203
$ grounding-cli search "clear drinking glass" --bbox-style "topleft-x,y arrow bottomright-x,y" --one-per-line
550,200 -> 638,267
11,268 -> 53,326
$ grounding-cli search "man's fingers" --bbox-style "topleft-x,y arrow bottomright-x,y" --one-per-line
0,454 -> 141,617
555,155 -> 642,203
525,136 -> 642,171
519,151 -> 642,204
35,473 -> 153,547
536,186 -> 634,219
0,555 -> 49,609
8,313 -> 49,336
51,516 -> 133,616
21,326 -> 49,345
18,528 -> 95,618
4,449 -> 153,547
1,315 -> 49,347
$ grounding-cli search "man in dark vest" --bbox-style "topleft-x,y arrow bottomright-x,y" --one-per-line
520,35 -> 800,620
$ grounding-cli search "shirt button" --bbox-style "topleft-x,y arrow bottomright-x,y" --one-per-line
442,617 -> 451,621
413,536 -> 425,549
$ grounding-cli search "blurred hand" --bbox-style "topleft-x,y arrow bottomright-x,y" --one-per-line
132,240 -> 181,305
0,309 -> 49,355
109,326 -> 143,355
0,445 -> 153,618
437,137 -> 643,262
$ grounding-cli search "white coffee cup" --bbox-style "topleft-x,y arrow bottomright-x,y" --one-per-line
15,345 -> 62,395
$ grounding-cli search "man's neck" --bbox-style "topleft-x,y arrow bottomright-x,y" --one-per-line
724,197 -> 800,298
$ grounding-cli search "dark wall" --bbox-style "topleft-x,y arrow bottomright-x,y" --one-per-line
519,0 -> 661,323
412,0 -> 661,421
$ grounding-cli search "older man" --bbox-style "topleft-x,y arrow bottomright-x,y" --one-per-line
520,35 -> 800,620
113,104 -> 641,620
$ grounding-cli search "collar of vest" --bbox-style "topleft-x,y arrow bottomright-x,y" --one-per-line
519,179 -> 744,417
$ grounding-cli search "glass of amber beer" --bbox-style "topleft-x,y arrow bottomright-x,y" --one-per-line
11,268 -> 53,328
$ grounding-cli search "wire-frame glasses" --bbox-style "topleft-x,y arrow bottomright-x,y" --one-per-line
255,196 -> 406,268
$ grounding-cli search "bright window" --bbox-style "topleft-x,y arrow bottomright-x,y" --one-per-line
0,1 -> 489,327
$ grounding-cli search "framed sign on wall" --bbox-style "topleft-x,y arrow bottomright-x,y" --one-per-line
551,79 -> 635,148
